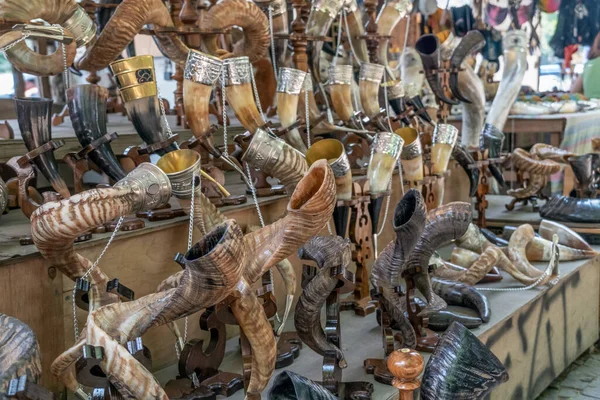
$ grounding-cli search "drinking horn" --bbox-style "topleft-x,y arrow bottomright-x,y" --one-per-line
295,236 -> 352,368
508,224 -> 558,284
480,123 -> 505,188
0,0 -> 93,76
31,163 -> 171,310
67,84 -> 127,182
434,249 -> 501,285
540,196 -> 600,224
376,0 -> 413,79
452,143 -> 479,197
223,56 -> 266,134
0,313 -> 43,391
328,64 -> 357,125
183,50 -> 223,156
343,0 -> 369,64
203,0 -> 270,63
109,55 -> 179,154
76,0 -> 188,71
448,30 -> 486,104
431,278 -> 490,323
431,124 -> 459,175
256,0 -> 288,68
277,67 -> 309,153
371,189 -> 427,348
415,34 -> 458,105
507,148 -> 561,200
269,371 -> 337,400
569,154 -> 600,198
367,130 -> 404,195
420,322 -> 509,400
530,143 -> 575,164
15,97 -> 71,199
359,63 -> 385,120
539,220 -> 597,253
403,201 -> 472,312
397,127 -> 424,183
485,30 -> 528,131
242,128 -> 308,194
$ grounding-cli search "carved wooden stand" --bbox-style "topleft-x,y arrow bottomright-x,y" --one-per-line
7,376 -> 55,400
340,180 -> 376,316
363,289 -> 397,385
401,278 -> 439,352
467,149 -> 505,227
505,169 -> 549,212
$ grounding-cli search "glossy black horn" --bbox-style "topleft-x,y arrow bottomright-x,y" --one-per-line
415,34 -> 458,105
449,30 -> 486,103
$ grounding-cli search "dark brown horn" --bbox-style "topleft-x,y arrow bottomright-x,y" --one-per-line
415,34 -> 458,105
449,30 -> 486,103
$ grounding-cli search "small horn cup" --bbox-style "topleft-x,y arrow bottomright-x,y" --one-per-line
156,149 -> 202,199
431,124 -> 458,175
368,130 -> 404,195
397,127 -> 424,182
306,139 -> 352,201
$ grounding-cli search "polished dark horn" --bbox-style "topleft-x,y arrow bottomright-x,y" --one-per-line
449,30 -> 486,103
415,34 -> 458,105
67,84 -> 127,181
15,97 -> 70,199
540,196 -> 600,224
452,143 -> 479,198
568,154 -> 600,197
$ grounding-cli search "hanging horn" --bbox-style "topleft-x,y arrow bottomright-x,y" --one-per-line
110,55 -> 179,154
256,0 -> 289,67
76,0 -> 188,72
15,97 -> 71,199
448,30 -> 486,103
203,0 -> 270,63
67,84 -> 127,182
359,63 -> 385,120
328,64 -> 356,124
0,0 -> 94,76
415,34 -> 458,105
367,130 -> 404,195
397,127 -> 424,183
277,67 -> 309,153
376,0 -> 413,78
343,0 -> 369,64
431,124 -> 458,175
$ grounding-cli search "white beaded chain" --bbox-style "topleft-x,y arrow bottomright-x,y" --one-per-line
157,88 -> 175,139
268,5 -> 277,77
305,89 -> 311,148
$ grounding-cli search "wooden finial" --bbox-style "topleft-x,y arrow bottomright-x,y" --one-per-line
387,348 -> 424,400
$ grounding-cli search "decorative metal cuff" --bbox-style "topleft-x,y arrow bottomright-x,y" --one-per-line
223,56 -> 252,86
433,124 -> 459,146
115,163 -> 172,210
277,68 -> 307,95
184,50 -> 222,85
242,128 -> 285,171
359,63 -> 385,83
401,138 -> 423,160
373,131 -> 404,159
109,56 -> 157,102
328,64 -> 353,85
63,6 -> 97,48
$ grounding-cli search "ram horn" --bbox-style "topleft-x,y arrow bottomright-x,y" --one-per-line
223,57 -> 267,134
110,56 -> 179,154
183,50 -> 223,155
359,63 -> 385,120
76,0 -> 188,71
421,322 -> 509,400
295,236 -> 351,368
203,0 -> 270,63
398,127 -> 424,183
256,0 -> 288,68
485,30 -> 528,130
404,202 -> 472,312
431,278 -> 490,322
305,0 -> 345,84
452,144 -> 479,197
435,248 -> 498,285
449,31 -> 486,104
0,1 -> 93,76
243,159 -> 336,284
530,143 -> 575,163
15,98 -> 71,200
511,148 -> 562,176
242,128 -> 309,194
540,195 -> 600,224
277,67 -> 309,153
525,234 -> 598,262
0,313 -> 43,390
539,220 -> 596,253
376,0 -> 413,78
420,308 -> 483,331
508,224 -> 558,283
31,163 -> 171,310
569,154 -> 600,197
415,34 -> 458,105
231,279 -> 277,399
269,371 -> 338,400
431,124 -> 458,175
507,173 -> 546,199
344,0 -> 370,64
67,84 -> 127,182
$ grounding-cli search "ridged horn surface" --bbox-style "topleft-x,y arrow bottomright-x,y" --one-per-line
511,148 -> 561,176
15,97 -> 71,199
434,247 -> 498,285
67,84 -> 126,181
530,143 -> 575,163
431,278 -> 490,322
540,196 -> 600,224
269,371 -> 337,400
295,236 -> 350,368
508,224 -> 557,284
31,163 -> 171,309
421,322 -> 509,400
415,34 -> 458,105
0,314 -> 43,390
203,0 -> 270,63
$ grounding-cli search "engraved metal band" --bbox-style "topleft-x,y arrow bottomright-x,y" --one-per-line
328,64 -> 353,85
242,128 -> 284,171
330,151 -> 351,177
115,163 -> 172,210
63,6 -> 97,48
277,68 -> 307,95
359,63 -> 385,83
184,50 -> 222,85
259,0 -> 287,15
503,30 -> 528,52
432,124 -> 459,146
401,138 -> 422,160
223,57 -> 252,86
393,0 -> 413,13
312,0 -> 345,18
384,80 -> 405,99
374,131 -> 404,159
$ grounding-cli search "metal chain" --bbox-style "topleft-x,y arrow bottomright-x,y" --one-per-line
397,158 -> 405,197
0,32 -> 30,53
327,221 -> 333,235
268,5 -> 277,77
245,162 -> 266,228
383,82 -> 394,133
332,13 -> 343,67
478,261 -> 559,292
52,25 -> 70,90
304,89 -> 311,147
250,66 -> 266,122
157,88 -> 174,138
73,216 -> 125,342
343,9 -> 362,66
221,70 -> 229,156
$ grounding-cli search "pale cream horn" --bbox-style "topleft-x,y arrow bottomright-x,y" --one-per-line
277,67 -> 308,153
328,64 -> 355,123
223,56 -> 266,133
431,124 -> 458,175
396,127 -> 424,183
359,62 -> 385,120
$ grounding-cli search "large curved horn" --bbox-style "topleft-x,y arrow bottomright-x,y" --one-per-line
434,247 -> 500,285
539,220 -> 597,253
449,31 -> 486,104
485,30 -> 528,130
295,236 -> 351,368
76,0 -> 188,71
511,148 -> 562,176
0,313 -> 43,390
415,34 -> 458,105
256,0 -> 288,68
15,97 -> 70,199
277,67 -> 309,153
540,196 -> 600,224
269,371 -> 337,400
203,0 -> 270,63
508,224 -> 558,284
431,278 -> 490,322
530,143 -> 575,163
31,163 -> 171,309
0,0 -> 93,76
67,84 -> 127,182
343,0 -> 369,64
376,0 -> 413,78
